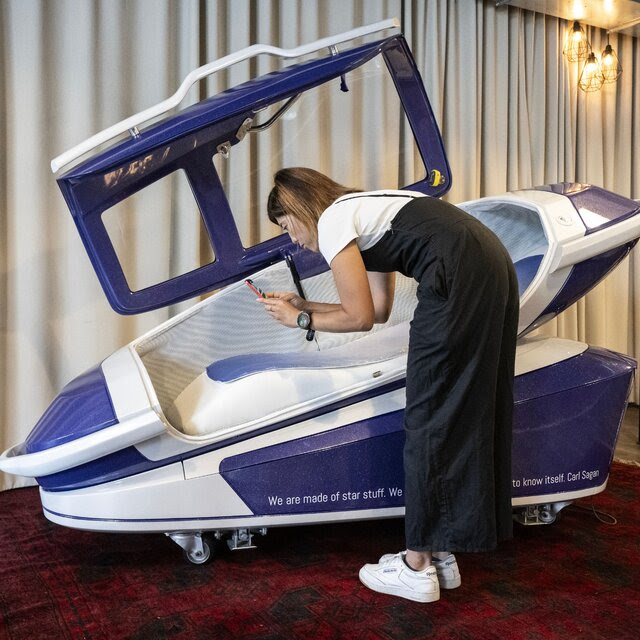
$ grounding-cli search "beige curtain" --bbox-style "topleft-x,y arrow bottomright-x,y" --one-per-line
0,0 -> 203,491
405,0 -> 639,403
1,0 -> 638,491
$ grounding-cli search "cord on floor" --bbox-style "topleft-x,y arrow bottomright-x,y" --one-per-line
569,502 -> 617,525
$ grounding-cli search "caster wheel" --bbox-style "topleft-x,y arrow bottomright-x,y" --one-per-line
184,541 -> 211,565
538,509 -> 556,524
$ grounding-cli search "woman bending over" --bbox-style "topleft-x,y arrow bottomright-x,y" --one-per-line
259,167 -> 519,603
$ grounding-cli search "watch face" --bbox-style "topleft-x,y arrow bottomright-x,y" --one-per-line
297,311 -> 311,329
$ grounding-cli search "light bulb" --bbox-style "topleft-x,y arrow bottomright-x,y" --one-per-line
601,44 -> 622,83
564,21 -> 591,62
579,52 -> 604,92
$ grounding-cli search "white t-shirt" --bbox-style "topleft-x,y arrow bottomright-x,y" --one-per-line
317,189 -> 425,265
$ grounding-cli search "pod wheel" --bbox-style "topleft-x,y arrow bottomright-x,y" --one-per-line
538,508 -> 557,524
184,541 -> 211,565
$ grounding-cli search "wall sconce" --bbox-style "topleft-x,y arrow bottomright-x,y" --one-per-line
601,43 -> 622,83
563,21 -> 591,61
578,52 -> 605,92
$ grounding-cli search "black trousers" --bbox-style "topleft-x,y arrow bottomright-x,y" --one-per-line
361,197 -> 519,552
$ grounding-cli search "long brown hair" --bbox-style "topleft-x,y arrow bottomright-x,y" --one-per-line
267,167 -> 359,229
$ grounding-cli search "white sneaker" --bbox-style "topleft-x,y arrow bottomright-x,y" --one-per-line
432,554 -> 461,589
379,551 -> 461,590
359,552 -> 440,602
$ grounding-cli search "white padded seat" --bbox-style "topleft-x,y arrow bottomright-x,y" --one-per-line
166,321 -> 410,437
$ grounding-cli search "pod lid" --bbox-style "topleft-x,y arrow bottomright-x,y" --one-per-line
56,34 -> 451,314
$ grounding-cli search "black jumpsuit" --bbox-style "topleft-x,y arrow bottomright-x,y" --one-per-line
359,196 -> 519,552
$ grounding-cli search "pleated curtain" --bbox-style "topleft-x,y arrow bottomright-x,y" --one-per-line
1,0 -> 638,491
406,1 -> 640,394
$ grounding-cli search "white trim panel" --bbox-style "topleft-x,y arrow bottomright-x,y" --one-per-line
40,462 -> 252,525
0,409 -> 164,477
101,346 -> 158,418
551,212 -> 640,271
514,336 -> 588,377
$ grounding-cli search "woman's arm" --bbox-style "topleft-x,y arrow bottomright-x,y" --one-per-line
263,292 -> 342,315
285,273 -> 394,319
367,271 -> 395,324
259,241 -> 394,332
314,241 -> 375,331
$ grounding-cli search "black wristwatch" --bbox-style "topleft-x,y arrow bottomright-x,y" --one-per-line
296,311 -> 312,330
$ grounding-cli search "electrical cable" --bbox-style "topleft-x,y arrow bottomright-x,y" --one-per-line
569,502 -> 617,525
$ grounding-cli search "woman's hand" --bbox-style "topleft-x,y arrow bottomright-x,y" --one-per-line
255,242 -> 392,333
264,291 -> 306,310
257,292 -> 302,328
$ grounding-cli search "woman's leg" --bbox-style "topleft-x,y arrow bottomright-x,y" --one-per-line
405,550 -> 450,569
403,225 -> 517,553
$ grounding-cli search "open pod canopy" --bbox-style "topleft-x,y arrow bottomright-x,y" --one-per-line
56,31 -> 451,314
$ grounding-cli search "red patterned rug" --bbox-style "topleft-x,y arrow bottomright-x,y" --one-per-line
0,461 -> 639,640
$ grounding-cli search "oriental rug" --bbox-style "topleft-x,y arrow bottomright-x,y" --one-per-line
0,461 -> 639,639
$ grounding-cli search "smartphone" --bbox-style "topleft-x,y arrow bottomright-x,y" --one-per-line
245,279 -> 266,298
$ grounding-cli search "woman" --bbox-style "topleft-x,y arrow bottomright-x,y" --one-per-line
259,167 -> 519,603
